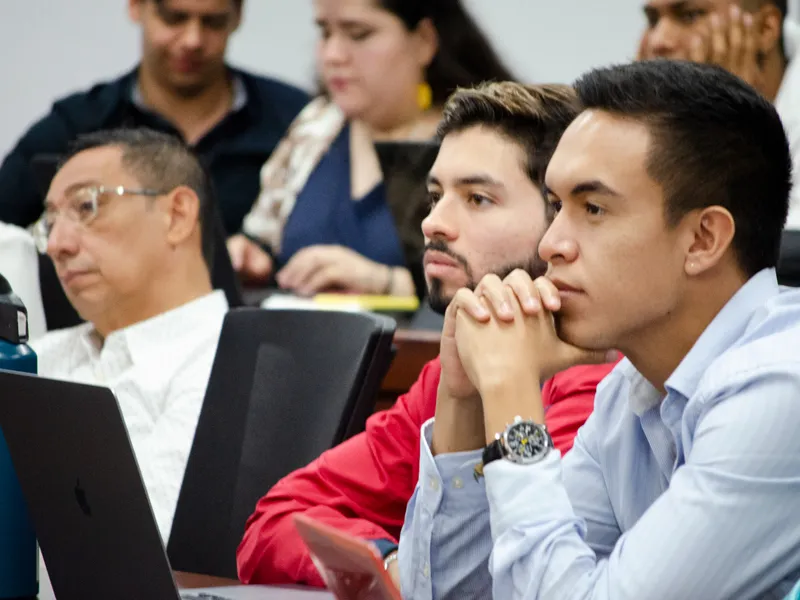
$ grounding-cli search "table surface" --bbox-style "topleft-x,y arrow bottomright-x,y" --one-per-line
35,562 -> 235,600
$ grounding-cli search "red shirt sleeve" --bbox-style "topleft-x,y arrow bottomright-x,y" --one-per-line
542,360 -> 619,453
236,359 -> 441,586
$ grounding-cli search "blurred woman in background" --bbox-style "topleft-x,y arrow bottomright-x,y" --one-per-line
227,0 -> 514,298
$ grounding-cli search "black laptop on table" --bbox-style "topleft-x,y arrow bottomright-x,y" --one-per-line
0,370 -> 331,600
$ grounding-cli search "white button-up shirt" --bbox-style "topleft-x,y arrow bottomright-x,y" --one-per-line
30,290 -> 228,540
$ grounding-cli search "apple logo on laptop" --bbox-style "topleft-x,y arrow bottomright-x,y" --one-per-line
74,479 -> 91,517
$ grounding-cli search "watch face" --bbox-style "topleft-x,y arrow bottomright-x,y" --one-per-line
505,421 -> 549,462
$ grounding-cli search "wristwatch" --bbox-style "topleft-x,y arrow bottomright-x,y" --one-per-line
383,550 -> 399,572
371,538 -> 399,572
474,416 -> 553,480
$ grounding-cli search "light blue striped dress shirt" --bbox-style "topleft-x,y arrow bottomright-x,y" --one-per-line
398,268 -> 800,599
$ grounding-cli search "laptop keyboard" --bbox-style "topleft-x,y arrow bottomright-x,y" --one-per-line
180,592 -> 232,600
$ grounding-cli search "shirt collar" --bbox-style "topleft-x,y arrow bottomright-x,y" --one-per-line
624,268 -> 780,415
130,74 -> 248,114
81,290 -> 228,367
622,360 -> 663,417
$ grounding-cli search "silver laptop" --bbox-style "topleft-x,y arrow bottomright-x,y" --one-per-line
0,370 -> 331,600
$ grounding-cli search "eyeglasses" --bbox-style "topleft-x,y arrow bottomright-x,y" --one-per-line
32,185 -> 167,253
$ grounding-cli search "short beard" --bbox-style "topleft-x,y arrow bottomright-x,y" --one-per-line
425,240 -> 548,315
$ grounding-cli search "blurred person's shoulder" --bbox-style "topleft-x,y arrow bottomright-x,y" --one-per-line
48,69 -> 138,133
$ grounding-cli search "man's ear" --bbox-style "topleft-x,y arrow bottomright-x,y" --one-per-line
682,206 -> 736,277
754,2 -> 783,56
128,0 -> 144,24
164,186 -> 201,248
229,1 -> 243,33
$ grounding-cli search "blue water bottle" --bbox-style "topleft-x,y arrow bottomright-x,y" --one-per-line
0,274 -> 38,599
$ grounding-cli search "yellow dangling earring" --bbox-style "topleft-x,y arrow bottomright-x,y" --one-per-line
417,82 -> 433,112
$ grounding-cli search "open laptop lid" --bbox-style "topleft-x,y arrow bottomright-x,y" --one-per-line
0,369 -> 181,600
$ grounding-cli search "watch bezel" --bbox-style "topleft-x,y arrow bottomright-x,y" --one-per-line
500,416 -> 553,465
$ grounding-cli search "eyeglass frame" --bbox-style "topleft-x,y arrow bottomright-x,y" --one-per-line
32,185 -> 169,253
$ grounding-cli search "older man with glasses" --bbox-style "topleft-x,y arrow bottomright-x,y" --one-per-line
29,127 -> 228,541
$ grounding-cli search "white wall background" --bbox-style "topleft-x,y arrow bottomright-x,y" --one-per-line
0,0 -> 647,158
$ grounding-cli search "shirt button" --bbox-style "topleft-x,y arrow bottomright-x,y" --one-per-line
453,477 -> 464,489
429,477 -> 439,491
423,563 -> 430,578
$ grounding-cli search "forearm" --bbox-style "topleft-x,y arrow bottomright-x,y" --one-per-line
431,383 -> 484,456
480,374 -> 545,444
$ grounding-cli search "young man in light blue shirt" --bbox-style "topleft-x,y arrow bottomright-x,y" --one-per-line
399,59 -> 800,599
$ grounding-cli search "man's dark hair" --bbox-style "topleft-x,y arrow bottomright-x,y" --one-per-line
437,81 -> 582,189
742,0 -> 788,58
62,128 -> 216,271
743,0 -> 787,18
574,60 -> 792,277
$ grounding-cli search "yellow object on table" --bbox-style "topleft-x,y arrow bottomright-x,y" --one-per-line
313,294 -> 420,313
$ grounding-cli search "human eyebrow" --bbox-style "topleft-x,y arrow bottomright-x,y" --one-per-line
426,174 -> 442,187
452,175 -> 505,190
44,180 -> 101,208
569,180 -> 620,197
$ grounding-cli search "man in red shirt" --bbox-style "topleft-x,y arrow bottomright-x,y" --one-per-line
236,82 -> 618,587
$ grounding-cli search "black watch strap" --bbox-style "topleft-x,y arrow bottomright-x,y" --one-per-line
371,538 -> 399,559
473,438 -> 504,481
482,439 -> 504,466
